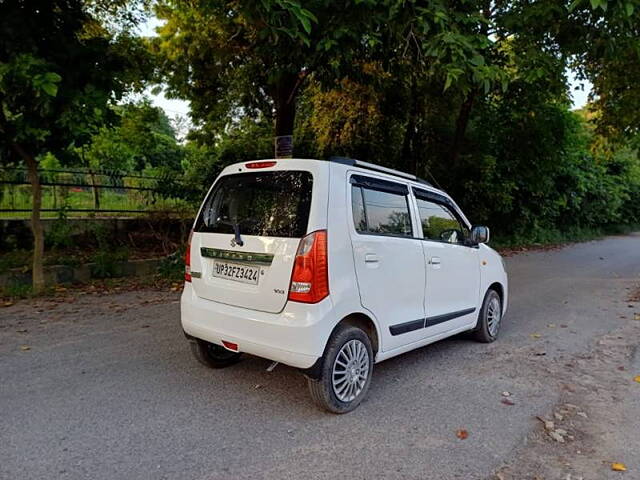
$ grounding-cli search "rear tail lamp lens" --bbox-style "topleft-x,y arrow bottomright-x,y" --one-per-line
288,230 -> 329,303
185,230 -> 193,282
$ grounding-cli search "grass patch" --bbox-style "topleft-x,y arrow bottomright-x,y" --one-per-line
0,185 -> 194,219
0,250 -> 31,274
0,248 -> 107,274
1,282 -> 33,298
156,247 -> 186,284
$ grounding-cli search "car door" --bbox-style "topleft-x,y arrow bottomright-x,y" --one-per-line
412,188 -> 480,335
349,174 -> 427,351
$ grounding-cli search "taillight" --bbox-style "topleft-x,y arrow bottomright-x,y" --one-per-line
288,230 -> 329,303
246,161 -> 277,169
185,230 -> 193,282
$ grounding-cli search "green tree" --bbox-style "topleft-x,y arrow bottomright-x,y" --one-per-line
152,0 -> 402,155
496,0 -> 640,140
84,100 -> 184,173
118,100 -> 184,170
153,0 -> 513,159
0,0 -> 149,292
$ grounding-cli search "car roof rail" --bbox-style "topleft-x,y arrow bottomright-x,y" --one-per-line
328,156 -> 432,187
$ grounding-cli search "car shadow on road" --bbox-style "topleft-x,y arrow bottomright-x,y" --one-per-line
175,332 -> 485,417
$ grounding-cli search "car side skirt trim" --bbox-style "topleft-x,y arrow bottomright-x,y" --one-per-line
389,308 -> 476,336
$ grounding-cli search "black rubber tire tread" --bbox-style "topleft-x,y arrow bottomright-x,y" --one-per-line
189,338 -> 242,368
472,289 -> 502,343
307,324 -> 373,414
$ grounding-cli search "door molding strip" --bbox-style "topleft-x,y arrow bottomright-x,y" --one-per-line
389,318 -> 425,336
389,308 -> 476,336
426,307 -> 476,327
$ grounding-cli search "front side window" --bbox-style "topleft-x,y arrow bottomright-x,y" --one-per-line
351,184 -> 412,237
415,197 -> 468,244
195,171 -> 313,238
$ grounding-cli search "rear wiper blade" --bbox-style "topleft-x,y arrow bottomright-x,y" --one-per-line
217,219 -> 244,246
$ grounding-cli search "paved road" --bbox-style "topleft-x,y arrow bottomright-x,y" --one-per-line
2,234 -> 640,479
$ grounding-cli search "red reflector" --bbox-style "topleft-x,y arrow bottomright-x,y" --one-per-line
222,340 -> 239,352
246,161 -> 277,169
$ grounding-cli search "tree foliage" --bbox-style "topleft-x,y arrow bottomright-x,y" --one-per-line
159,0 -> 640,241
0,1 -> 151,163
0,0 -> 151,291
84,100 -> 184,172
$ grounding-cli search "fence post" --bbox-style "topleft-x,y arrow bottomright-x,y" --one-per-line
90,170 -> 100,211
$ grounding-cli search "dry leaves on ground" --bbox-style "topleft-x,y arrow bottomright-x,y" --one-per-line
611,462 -> 627,472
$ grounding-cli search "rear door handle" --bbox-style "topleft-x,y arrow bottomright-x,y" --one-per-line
365,253 -> 379,263
428,257 -> 441,265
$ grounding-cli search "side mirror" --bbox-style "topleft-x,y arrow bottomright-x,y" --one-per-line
470,225 -> 490,245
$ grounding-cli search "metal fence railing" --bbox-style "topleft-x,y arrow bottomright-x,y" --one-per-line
0,167 -> 191,217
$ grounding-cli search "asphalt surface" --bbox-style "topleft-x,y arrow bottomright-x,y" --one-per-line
1,233 -> 640,479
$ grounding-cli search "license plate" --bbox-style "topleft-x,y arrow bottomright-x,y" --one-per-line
212,261 -> 260,285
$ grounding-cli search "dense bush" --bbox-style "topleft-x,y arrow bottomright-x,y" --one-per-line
447,93 -> 640,240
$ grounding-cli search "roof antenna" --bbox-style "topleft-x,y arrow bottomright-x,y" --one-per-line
424,167 -> 445,192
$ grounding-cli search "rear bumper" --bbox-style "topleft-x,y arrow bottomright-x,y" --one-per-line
180,283 -> 333,369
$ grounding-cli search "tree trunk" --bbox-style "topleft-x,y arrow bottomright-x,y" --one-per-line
90,171 -> 100,210
13,143 -> 45,293
448,1 -> 490,166
273,73 -> 301,158
401,79 -> 421,176
449,90 -> 476,166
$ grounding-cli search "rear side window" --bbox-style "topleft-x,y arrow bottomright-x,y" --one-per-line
195,171 -> 313,238
351,179 -> 412,237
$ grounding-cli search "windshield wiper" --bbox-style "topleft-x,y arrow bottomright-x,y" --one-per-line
216,219 -> 244,246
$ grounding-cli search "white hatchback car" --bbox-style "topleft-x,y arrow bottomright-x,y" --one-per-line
181,157 -> 508,413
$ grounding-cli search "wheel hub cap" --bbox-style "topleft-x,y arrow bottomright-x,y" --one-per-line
332,339 -> 369,402
487,297 -> 501,337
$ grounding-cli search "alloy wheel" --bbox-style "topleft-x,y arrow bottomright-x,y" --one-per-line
331,339 -> 370,402
487,296 -> 502,337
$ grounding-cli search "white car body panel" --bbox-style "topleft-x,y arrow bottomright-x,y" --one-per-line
181,158 -> 508,370
421,241 -> 480,334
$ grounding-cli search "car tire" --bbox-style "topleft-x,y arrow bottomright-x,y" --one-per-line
189,338 -> 242,368
472,289 -> 502,343
307,324 -> 374,414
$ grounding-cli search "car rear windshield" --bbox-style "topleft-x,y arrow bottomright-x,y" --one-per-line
195,171 -> 313,238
